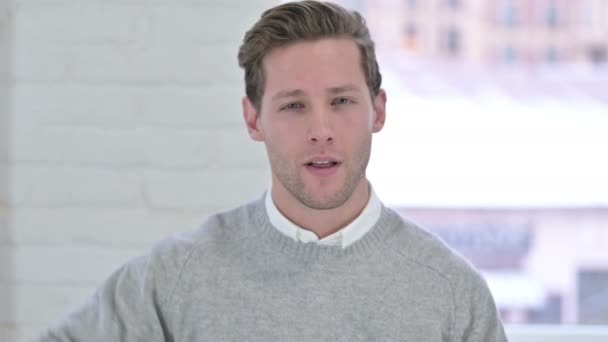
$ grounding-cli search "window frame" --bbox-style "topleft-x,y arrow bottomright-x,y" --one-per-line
506,324 -> 608,342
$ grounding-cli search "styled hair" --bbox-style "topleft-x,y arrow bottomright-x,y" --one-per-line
237,1 -> 382,110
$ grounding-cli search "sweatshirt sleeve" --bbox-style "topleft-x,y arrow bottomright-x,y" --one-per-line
32,235 -> 192,342
452,271 -> 508,342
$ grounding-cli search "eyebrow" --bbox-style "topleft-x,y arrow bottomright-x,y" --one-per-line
271,89 -> 305,101
271,84 -> 362,101
327,84 -> 362,95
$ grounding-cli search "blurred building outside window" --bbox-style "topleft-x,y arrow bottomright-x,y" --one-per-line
332,0 -> 608,331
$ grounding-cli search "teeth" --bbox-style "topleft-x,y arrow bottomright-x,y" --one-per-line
307,161 -> 338,168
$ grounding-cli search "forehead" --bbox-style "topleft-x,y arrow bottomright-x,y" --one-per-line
261,38 -> 367,96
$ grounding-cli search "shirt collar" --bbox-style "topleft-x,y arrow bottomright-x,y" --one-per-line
264,185 -> 382,248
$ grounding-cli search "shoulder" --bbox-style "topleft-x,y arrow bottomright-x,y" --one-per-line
384,207 -> 488,293
385,208 -> 505,339
129,199 -> 261,305
151,198 -> 262,266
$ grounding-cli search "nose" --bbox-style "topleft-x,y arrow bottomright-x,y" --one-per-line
307,111 -> 334,144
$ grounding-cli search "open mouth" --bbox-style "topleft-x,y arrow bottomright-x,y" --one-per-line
305,161 -> 341,169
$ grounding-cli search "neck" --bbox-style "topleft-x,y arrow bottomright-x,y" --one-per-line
271,179 -> 370,239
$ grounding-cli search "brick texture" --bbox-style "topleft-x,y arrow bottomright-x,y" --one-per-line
2,0 -> 276,340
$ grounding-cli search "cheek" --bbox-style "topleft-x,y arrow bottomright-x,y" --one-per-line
266,119 -> 304,144
267,126 -> 293,147
264,127 -> 298,158
342,117 -> 372,138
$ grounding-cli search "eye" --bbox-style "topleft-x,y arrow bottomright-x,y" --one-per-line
332,97 -> 354,106
280,102 -> 304,111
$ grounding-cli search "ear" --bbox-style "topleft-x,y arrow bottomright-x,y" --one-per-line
371,89 -> 387,133
242,96 -> 264,141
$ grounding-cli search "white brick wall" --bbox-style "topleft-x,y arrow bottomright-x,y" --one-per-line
2,0 -> 276,340
1,0 -> 14,341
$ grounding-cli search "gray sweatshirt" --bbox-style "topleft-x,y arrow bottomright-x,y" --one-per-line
35,197 -> 508,341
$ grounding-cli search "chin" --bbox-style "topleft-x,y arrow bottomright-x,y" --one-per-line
298,188 -> 352,210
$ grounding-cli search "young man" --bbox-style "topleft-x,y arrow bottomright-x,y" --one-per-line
36,1 -> 507,341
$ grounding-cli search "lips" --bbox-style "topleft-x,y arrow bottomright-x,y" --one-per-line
304,157 -> 341,169
303,156 -> 342,177
306,160 -> 339,168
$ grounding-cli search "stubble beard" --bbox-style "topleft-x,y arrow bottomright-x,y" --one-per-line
269,137 -> 372,210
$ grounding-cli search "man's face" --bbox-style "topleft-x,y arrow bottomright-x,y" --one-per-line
243,37 -> 386,210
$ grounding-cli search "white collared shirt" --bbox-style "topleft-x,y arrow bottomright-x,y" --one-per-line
264,186 -> 382,249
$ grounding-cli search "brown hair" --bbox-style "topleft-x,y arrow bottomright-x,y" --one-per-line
237,1 -> 382,110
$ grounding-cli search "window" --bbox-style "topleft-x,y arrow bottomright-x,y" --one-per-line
332,0 -> 608,340
444,0 -> 460,10
545,46 -> 559,63
502,45 -> 517,63
579,270 -> 608,324
545,0 -> 559,28
403,23 -> 419,50
588,46 -> 607,65
498,0 -> 518,27
606,5 -> 608,30
442,28 -> 461,56
580,1 -> 594,29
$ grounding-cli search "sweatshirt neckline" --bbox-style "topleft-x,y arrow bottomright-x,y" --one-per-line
248,196 -> 400,261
